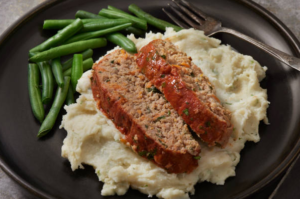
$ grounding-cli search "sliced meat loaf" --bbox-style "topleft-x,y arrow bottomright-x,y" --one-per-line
136,39 -> 233,147
91,49 -> 201,173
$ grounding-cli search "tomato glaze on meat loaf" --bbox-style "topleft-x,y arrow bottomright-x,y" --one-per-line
136,39 -> 233,147
91,49 -> 201,173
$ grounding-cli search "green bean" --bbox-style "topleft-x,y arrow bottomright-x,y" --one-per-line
71,54 -> 83,92
106,6 -> 145,35
63,58 -> 94,76
51,58 -> 64,87
128,4 -> 182,32
106,33 -> 137,54
30,18 -> 83,53
99,9 -> 147,30
43,19 -> 111,29
28,63 -> 44,123
62,49 -> 93,72
66,86 -> 75,105
64,23 -> 132,44
29,38 -> 107,62
123,26 -> 144,36
79,19 -> 131,32
43,20 -> 74,29
43,19 -> 130,32
74,10 -> 144,35
28,51 -> 37,58
37,61 -> 54,104
82,58 -> 94,72
75,10 -> 105,19
108,5 -> 129,14
37,76 -> 70,138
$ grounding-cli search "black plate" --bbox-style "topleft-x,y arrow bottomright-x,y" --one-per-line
1,0 -> 300,199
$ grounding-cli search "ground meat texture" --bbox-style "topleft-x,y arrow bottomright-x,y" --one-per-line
136,39 -> 233,147
91,49 -> 201,174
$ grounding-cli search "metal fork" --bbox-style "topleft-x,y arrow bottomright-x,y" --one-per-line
162,0 -> 300,71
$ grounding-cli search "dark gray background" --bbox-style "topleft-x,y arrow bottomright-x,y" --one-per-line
0,0 -> 299,198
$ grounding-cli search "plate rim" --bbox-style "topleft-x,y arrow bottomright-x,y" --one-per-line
0,0 -> 300,198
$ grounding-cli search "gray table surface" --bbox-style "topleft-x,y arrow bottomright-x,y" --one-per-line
0,0 -> 300,198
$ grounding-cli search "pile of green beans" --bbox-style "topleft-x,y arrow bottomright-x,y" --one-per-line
28,4 -> 182,138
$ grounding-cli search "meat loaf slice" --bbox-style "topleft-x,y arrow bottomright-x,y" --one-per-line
136,39 -> 233,147
91,49 -> 201,173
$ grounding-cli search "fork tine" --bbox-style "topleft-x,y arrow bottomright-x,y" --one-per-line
162,8 -> 190,29
172,0 -> 205,25
180,0 -> 208,20
168,3 -> 200,29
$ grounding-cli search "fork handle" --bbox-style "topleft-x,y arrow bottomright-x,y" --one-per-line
216,27 -> 300,71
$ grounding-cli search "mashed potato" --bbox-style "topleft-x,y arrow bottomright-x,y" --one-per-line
60,28 -> 269,199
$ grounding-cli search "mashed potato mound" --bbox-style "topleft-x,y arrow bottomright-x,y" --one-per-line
60,28 -> 269,199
